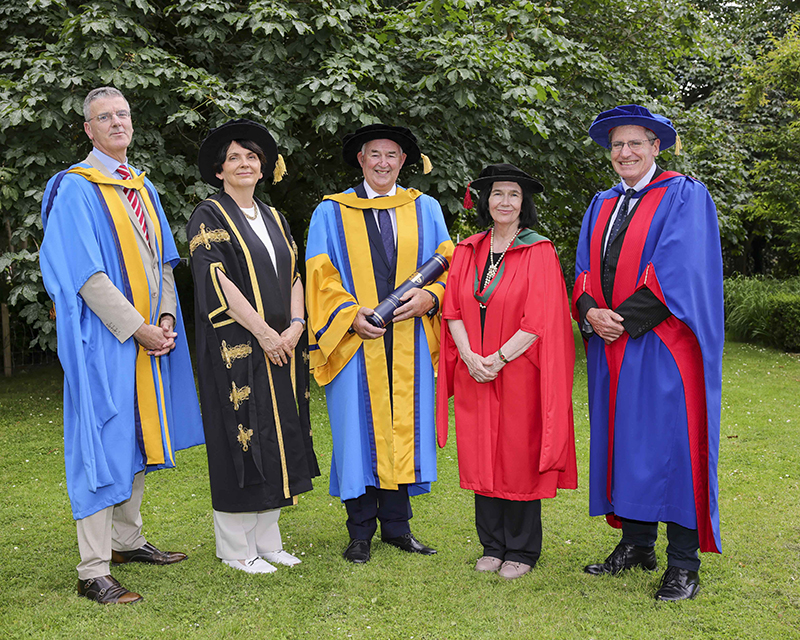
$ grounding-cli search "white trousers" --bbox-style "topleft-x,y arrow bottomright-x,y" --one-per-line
213,509 -> 282,560
75,471 -> 147,580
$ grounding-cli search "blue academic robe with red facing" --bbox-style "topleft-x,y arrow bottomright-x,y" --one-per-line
572,170 -> 724,553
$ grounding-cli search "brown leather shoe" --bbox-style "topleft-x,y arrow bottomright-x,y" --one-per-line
78,575 -> 142,604
111,542 -> 187,565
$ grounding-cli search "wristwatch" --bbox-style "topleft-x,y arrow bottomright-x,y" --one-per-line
425,289 -> 439,317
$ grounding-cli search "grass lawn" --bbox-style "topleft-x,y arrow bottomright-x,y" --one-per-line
0,333 -> 798,639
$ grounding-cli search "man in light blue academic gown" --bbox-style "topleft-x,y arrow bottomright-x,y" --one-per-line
40,87 -> 204,604
306,124 -> 453,564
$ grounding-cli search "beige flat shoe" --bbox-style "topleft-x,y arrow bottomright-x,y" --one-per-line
498,560 -> 532,580
475,556 -> 503,573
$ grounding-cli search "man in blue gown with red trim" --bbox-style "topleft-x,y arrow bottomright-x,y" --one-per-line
572,105 -> 723,601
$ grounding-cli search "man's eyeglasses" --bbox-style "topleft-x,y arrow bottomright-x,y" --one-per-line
87,110 -> 131,124
610,139 -> 655,152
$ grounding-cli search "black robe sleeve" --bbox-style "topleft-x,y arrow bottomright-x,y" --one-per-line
187,198 -> 266,490
616,288 -> 672,339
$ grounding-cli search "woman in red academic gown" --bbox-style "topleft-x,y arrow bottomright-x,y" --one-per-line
436,164 -> 577,580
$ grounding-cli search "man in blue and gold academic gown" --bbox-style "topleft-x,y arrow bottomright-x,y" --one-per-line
39,87 -> 203,604
306,124 -> 454,563
572,105 -> 723,601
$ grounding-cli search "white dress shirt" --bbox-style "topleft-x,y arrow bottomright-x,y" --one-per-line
241,205 -> 278,276
363,181 -> 398,243
603,162 -> 658,255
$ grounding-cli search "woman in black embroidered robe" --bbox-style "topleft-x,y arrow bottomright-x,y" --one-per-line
187,119 -> 318,574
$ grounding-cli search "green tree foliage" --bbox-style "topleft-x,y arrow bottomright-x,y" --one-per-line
0,0 -> 569,351
526,0 -> 712,260
677,1 -> 799,276
0,0 -> 751,352
741,15 -> 800,275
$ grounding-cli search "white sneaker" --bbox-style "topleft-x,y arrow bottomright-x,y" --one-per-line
262,549 -> 302,566
222,557 -> 277,574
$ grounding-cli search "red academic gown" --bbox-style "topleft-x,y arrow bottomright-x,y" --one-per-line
436,229 -> 577,500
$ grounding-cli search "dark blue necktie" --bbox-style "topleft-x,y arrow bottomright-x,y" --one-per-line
375,198 -> 395,264
606,188 -> 636,250
602,188 -> 636,303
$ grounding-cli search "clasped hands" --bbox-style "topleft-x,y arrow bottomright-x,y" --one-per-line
461,349 -> 504,383
256,321 -> 303,367
350,287 -> 434,340
585,307 -> 625,344
134,315 -> 177,357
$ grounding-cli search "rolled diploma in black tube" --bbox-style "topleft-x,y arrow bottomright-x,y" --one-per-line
365,253 -> 450,328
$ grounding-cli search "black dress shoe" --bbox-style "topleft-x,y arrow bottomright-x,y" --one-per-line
381,533 -> 437,555
343,539 -> 371,564
78,575 -> 142,604
655,566 -> 700,601
584,542 -> 657,575
111,542 -> 187,565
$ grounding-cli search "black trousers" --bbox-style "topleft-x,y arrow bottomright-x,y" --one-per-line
620,517 -> 701,571
344,485 -> 412,541
475,494 -> 542,566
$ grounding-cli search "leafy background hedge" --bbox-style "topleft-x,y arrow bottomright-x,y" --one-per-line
2,1 -> 799,363
724,276 -> 800,352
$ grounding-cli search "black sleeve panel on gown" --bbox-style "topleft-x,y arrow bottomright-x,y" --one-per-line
575,292 -> 598,341
616,288 -> 672,339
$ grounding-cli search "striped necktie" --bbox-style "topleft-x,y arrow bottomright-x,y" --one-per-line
117,164 -> 149,242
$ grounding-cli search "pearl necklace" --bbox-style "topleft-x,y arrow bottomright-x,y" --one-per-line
482,226 -> 520,291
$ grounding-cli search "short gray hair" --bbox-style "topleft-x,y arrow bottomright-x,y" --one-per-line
83,87 -> 128,121
608,126 -> 657,145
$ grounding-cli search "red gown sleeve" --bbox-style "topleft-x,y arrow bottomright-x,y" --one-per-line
521,243 -> 576,475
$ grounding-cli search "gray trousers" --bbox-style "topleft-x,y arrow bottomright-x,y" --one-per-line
75,471 -> 147,580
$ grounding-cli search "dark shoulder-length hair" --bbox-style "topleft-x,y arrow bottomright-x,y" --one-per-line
212,138 -> 268,175
475,182 -> 538,228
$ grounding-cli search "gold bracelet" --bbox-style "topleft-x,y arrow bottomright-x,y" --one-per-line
497,347 -> 509,364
